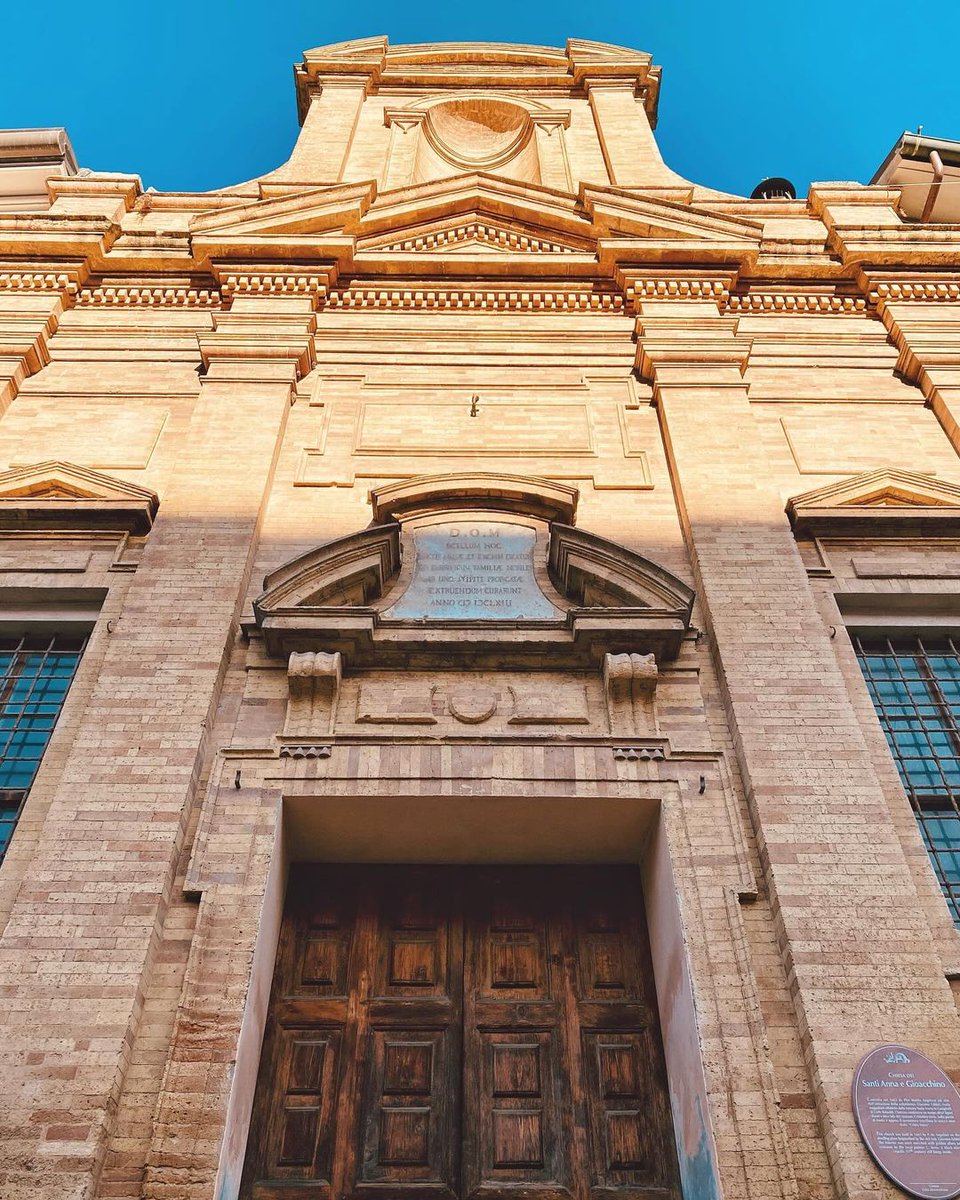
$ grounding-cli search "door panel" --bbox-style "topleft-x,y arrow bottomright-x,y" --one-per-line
353,868 -> 461,1200
464,869 -> 574,1200
241,866 -> 679,1200
356,1028 -> 457,1195
265,1027 -> 341,1180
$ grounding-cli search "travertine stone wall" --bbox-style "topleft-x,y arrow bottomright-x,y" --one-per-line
641,304 -> 960,1199
0,34 -> 957,1200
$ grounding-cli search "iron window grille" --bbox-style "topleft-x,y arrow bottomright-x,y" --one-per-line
855,634 -> 960,925
0,633 -> 87,860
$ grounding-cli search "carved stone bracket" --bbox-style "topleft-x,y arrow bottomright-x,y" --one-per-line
278,743 -> 332,759
604,652 -> 659,737
284,651 -> 342,738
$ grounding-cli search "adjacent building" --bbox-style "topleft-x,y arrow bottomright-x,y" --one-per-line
0,36 -> 958,1200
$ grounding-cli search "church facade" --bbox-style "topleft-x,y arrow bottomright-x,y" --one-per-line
0,36 -> 958,1200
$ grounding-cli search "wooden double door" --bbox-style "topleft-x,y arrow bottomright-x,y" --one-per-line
241,865 -> 680,1200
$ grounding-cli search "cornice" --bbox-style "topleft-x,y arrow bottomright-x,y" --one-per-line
859,272 -> 960,305
324,283 -> 624,312
77,276 -> 221,307
8,173 -> 946,320
725,291 -> 868,314
0,261 -> 86,294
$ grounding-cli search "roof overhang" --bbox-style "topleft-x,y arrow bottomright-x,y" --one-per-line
871,131 -> 960,222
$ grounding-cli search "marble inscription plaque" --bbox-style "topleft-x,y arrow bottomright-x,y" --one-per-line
388,522 -> 559,620
853,1044 -> 960,1199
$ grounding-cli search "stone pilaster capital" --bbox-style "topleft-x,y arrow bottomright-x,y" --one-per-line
196,318 -> 317,379
565,38 -> 660,119
295,36 -> 388,118
0,260 -> 88,409
634,311 -> 751,383
579,75 -> 643,95
47,173 -> 142,219
197,264 -> 341,377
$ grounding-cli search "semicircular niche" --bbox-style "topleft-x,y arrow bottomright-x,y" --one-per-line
424,98 -> 533,170
415,97 -> 541,184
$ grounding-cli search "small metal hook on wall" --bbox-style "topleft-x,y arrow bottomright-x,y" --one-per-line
470,393 -> 480,418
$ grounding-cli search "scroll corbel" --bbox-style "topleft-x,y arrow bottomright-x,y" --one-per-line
603,651 -> 659,738
284,651 -> 342,738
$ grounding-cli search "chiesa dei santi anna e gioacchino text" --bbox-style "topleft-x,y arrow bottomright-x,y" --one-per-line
1,33 -> 960,1200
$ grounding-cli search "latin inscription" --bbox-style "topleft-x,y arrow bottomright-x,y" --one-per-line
852,1045 -> 960,1200
388,523 -> 559,621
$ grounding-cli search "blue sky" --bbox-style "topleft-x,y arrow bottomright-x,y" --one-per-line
4,1 -> 960,198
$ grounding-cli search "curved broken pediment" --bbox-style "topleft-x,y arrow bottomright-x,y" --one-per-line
252,477 -> 694,666
549,524 -> 695,616
254,524 -> 401,619
370,472 -> 578,525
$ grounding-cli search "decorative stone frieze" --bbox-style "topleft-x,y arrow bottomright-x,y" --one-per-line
77,281 -> 221,307
325,286 -> 624,311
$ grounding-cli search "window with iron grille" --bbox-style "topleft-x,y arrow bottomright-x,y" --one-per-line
0,633 -> 87,860
854,634 -> 960,924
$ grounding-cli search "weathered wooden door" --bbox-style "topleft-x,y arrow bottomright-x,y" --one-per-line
241,866 -> 679,1200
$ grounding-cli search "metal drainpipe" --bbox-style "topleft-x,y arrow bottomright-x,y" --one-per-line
921,148 -> 945,222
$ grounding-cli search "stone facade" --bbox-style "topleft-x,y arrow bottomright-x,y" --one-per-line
0,35 -> 958,1200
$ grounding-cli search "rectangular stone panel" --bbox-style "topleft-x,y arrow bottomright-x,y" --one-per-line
355,401 -> 594,455
779,405 -> 954,475
6,406 -> 168,470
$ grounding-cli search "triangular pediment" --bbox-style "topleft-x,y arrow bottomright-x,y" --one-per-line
586,187 -> 763,267
189,172 -> 762,272
359,217 -> 590,256
0,461 -> 159,533
359,174 -> 591,239
189,181 -> 376,259
787,469 -> 960,534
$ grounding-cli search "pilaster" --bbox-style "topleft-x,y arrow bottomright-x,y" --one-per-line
0,291 -> 313,1199
277,39 -> 386,184
864,273 -> 960,454
0,263 -> 86,411
638,301 -> 960,1200
581,78 -> 687,191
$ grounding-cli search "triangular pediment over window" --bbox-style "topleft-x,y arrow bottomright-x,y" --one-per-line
0,461 -> 159,533
787,469 -> 960,535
